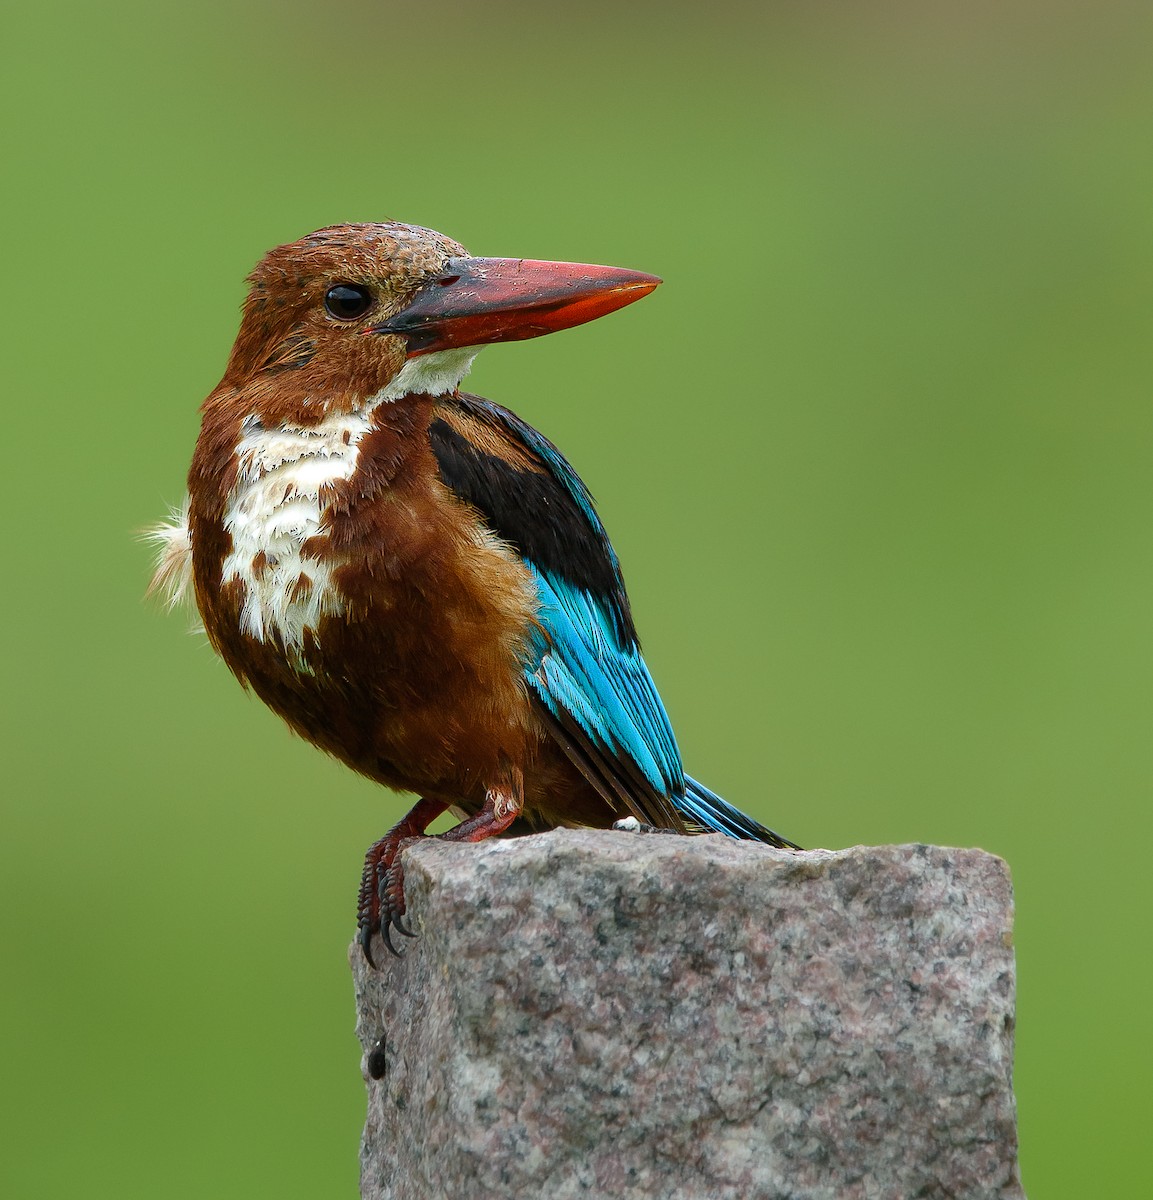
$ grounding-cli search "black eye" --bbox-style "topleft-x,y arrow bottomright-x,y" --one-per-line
324,284 -> 373,320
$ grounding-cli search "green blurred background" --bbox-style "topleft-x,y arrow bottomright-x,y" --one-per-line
3,1 -> 1150,1194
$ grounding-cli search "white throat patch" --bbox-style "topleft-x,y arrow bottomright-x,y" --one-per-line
375,346 -> 481,401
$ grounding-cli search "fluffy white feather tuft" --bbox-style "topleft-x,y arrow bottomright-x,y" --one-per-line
145,498 -> 194,610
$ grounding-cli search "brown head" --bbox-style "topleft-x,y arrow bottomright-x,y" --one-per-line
215,221 -> 661,425
222,222 -> 466,422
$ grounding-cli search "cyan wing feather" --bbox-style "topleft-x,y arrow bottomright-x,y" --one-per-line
526,565 -> 685,815
428,392 -> 798,845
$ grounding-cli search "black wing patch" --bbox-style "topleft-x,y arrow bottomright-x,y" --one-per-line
428,393 -> 638,648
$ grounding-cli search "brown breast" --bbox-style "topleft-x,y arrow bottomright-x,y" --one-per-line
189,391 -> 542,802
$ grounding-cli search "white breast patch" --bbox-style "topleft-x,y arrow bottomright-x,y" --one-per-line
151,348 -> 483,664
220,351 -> 482,656
221,410 -> 375,656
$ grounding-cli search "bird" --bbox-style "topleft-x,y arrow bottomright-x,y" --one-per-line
149,221 -> 799,964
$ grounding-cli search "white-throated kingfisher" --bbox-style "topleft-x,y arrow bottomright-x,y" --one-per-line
150,222 -> 798,964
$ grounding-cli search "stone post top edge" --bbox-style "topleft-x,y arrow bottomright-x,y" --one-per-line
400,828 -> 1011,873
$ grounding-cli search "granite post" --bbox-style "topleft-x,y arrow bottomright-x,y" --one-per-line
351,831 -> 1023,1199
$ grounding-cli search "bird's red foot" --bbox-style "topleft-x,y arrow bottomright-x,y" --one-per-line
378,837 -> 422,955
356,798 -> 449,967
356,774 -> 524,968
356,832 -> 423,965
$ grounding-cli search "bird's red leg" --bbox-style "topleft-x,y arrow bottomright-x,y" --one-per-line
377,767 -> 525,960
357,796 -> 449,965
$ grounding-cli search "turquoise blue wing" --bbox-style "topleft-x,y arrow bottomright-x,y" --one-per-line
526,565 -> 687,827
429,392 -> 799,845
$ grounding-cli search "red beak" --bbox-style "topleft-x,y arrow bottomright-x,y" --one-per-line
369,256 -> 661,356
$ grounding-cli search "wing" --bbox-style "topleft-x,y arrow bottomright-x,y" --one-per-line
428,392 -> 688,830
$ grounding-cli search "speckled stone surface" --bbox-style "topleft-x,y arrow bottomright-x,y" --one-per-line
350,831 -> 1023,1200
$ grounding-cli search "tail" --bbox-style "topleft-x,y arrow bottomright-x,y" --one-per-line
676,775 -> 801,849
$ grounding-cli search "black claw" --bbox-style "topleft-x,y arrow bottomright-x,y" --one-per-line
382,920 -> 403,958
394,913 -> 416,938
358,923 -> 378,970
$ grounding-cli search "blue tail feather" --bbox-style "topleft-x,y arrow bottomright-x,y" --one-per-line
676,776 -> 801,848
